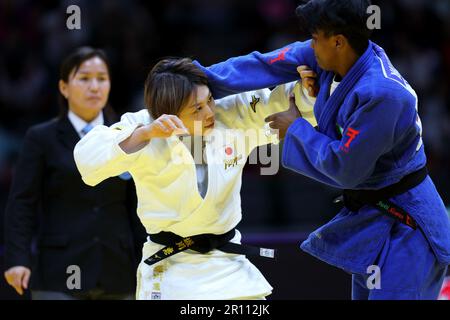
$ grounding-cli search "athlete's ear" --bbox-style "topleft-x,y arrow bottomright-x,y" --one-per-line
335,35 -> 346,50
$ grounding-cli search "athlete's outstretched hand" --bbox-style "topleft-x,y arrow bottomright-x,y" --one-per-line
144,114 -> 189,138
119,114 -> 189,154
265,95 -> 301,140
297,65 -> 319,97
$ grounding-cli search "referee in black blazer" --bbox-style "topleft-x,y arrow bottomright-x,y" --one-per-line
3,47 -> 146,300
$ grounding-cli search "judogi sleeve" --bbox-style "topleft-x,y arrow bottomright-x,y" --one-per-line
194,40 -> 320,99
283,93 -> 418,189
215,81 -> 316,153
74,110 -> 150,186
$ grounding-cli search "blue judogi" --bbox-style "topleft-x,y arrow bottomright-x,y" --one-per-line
195,40 -> 450,299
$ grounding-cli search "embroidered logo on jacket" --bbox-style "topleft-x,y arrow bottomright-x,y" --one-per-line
250,95 -> 260,113
223,144 -> 243,170
269,47 -> 290,64
340,127 -> 360,153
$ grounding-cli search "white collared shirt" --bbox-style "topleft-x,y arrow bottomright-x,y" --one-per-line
68,110 -> 104,138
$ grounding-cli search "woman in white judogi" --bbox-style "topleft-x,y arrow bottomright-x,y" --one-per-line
74,58 -> 315,300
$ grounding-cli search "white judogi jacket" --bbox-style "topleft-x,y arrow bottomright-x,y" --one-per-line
74,81 -> 314,300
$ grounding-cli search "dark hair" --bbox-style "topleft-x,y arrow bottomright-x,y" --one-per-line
144,58 -> 209,119
296,0 -> 372,55
58,47 -> 111,117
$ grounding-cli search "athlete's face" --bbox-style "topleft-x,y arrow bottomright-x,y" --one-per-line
59,57 -> 110,121
310,30 -> 338,71
178,85 -> 215,136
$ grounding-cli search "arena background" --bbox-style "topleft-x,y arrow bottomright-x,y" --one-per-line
0,0 -> 449,300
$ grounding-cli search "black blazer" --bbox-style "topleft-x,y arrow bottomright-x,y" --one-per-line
4,112 -> 146,294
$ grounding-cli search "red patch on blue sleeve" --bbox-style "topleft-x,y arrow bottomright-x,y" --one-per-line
269,47 -> 291,64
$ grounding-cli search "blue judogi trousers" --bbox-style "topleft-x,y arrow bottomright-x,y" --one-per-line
351,220 -> 447,300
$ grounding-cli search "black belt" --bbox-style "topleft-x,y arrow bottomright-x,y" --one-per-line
144,228 -> 276,266
334,167 -> 428,229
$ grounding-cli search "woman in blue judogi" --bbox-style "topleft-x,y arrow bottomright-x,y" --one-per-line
194,0 -> 450,299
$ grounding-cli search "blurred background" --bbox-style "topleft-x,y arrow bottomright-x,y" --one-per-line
0,0 -> 449,299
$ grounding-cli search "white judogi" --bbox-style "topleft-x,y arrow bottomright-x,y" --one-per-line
73,81 -> 314,300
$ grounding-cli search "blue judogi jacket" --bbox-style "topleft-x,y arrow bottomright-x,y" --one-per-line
196,40 -> 450,274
